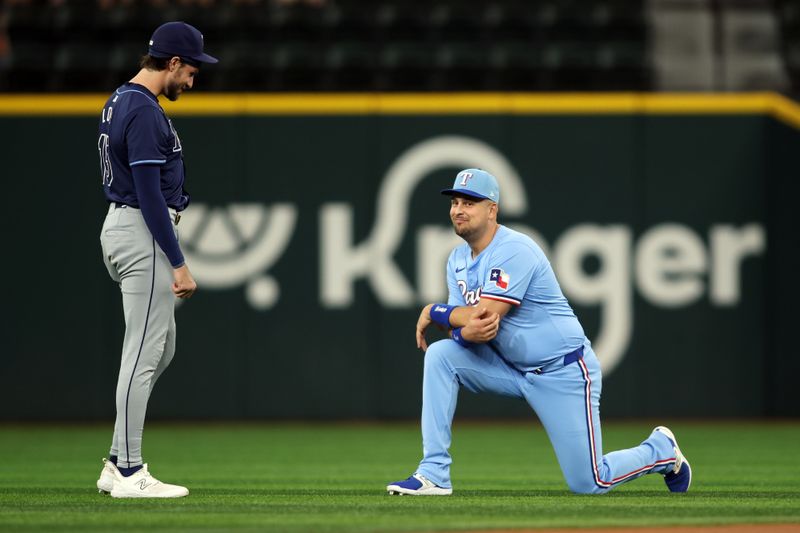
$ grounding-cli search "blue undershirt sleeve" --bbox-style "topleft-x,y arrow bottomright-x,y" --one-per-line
131,164 -> 185,268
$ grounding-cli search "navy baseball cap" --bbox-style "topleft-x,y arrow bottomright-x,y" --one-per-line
148,21 -> 218,66
441,168 -> 500,203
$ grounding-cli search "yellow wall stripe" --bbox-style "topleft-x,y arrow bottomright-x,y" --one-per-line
1,92 -> 799,128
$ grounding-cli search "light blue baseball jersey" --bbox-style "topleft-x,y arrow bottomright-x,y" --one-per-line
446,225 -> 585,371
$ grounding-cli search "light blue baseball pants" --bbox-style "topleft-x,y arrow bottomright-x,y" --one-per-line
415,339 -> 677,493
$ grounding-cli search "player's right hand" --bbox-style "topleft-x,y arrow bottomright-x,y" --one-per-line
461,307 -> 500,343
416,304 -> 434,352
172,264 -> 197,299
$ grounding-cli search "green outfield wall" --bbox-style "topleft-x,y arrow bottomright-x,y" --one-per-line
2,93 -> 798,419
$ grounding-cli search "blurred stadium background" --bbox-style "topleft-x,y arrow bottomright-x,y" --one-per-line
1,0 -> 798,92
1,0 -> 799,423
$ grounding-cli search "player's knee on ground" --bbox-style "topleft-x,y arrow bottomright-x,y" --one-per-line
568,483 -> 608,495
564,474 -> 608,495
559,459 -> 610,495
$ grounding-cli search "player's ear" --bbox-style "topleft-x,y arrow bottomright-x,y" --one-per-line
489,201 -> 498,219
168,57 -> 182,71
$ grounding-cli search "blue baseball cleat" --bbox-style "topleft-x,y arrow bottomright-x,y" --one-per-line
386,473 -> 453,496
654,426 -> 692,492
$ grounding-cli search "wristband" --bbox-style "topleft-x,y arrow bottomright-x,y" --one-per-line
429,304 -> 455,327
451,327 -> 473,348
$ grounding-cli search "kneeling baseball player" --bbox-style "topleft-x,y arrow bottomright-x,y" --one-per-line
387,169 -> 692,495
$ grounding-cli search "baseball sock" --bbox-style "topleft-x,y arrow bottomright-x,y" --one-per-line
117,465 -> 143,477
109,455 -> 118,465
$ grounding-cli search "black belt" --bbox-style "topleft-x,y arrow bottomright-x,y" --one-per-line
112,202 -> 181,225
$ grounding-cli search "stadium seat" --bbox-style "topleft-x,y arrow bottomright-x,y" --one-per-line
376,42 -> 438,91
4,41 -> 53,92
371,1 -> 432,42
108,42 -> 148,88
322,43 -> 378,91
1,0 -> 655,93
495,41 -> 546,89
209,41 -> 273,90
6,1 -> 55,42
328,0 -> 376,41
436,43 -> 497,90
265,43 -> 325,91
52,42 -> 113,92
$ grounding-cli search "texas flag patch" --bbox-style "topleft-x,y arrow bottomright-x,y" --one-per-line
489,268 -> 510,290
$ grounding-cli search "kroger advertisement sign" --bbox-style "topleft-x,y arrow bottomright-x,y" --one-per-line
4,98 -> 786,418
179,135 -> 765,378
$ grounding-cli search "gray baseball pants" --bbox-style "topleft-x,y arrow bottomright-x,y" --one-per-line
100,203 -> 178,468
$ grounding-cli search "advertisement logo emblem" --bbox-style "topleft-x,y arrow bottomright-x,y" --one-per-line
179,203 -> 297,310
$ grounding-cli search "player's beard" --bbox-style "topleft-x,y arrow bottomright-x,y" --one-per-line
453,221 -> 480,242
164,80 -> 184,101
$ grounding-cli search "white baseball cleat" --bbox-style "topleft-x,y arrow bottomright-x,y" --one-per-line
110,463 -> 189,498
654,426 -> 692,492
96,458 -> 119,494
386,473 -> 453,496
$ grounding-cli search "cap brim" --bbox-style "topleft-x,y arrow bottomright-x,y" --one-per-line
440,188 -> 495,201
194,52 -> 218,64
181,53 -> 219,66
149,49 -> 219,65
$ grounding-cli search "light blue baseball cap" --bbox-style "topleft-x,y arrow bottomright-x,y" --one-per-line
440,168 -> 500,203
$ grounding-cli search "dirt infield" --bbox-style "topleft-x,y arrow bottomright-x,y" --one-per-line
461,525 -> 800,533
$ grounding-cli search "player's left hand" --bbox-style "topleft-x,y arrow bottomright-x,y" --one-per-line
172,264 -> 197,299
461,307 -> 500,343
415,304 -> 434,351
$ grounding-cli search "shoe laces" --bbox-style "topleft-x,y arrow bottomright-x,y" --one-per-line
127,464 -> 152,480
670,450 -> 683,475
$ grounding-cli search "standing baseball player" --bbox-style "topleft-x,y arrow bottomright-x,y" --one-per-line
387,168 -> 692,495
95,21 -> 217,498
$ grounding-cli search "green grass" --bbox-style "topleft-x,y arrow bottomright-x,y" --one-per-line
1,421 -> 799,531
